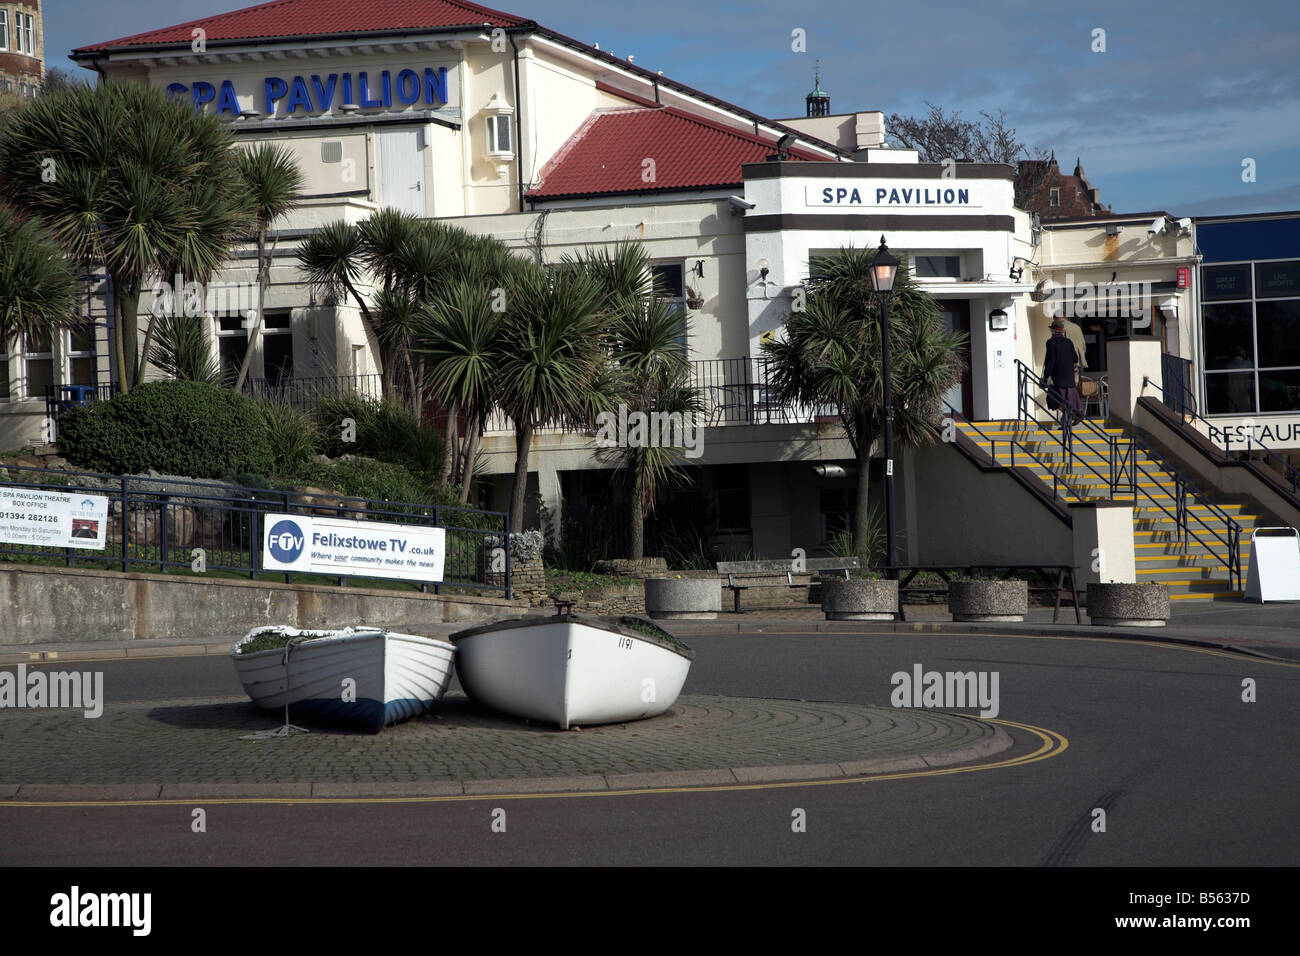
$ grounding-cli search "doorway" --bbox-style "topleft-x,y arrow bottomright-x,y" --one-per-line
378,128 -> 427,217
935,299 -> 973,418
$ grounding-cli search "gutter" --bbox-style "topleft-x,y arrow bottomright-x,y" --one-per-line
508,30 -> 525,212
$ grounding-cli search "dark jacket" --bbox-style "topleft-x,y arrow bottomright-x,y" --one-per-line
1043,335 -> 1079,390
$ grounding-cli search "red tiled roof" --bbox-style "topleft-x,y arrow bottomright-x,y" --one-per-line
528,107 -> 825,200
73,0 -> 530,53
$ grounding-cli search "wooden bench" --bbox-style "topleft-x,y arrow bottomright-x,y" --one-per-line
716,557 -> 860,613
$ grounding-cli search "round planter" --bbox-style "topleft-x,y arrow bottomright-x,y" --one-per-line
1087,583 -> 1170,627
644,578 -> 721,620
821,578 -> 898,621
948,580 -> 1028,622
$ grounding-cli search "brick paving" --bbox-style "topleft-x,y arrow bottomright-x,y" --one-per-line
0,691 -> 1003,789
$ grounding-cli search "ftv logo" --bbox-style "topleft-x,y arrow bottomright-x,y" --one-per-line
267,519 -> 306,563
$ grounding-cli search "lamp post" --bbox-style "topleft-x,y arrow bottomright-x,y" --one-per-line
869,236 -> 900,577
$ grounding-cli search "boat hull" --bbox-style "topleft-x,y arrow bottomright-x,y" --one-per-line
230,627 -> 456,733
451,616 -> 692,729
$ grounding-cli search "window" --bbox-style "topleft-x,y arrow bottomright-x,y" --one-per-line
22,13 -> 34,57
486,114 -> 513,156
216,315 -> 247,383
65,326 -> 96,386
1049,187 -> 1060,207
0,339 -> 13,401
13,10 -> 23,53
261,312 -> 293,385
24,332 -> 54,401
714,465 -> 749,531
0,12 -> 7,52
1201,259 -> 1300,415
914,255 -> 961,279
651,263 -> 688,349
819,487 -> 853,542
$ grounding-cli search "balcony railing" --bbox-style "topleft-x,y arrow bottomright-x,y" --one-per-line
482,358 -> 839,435
246,373 -> 384,410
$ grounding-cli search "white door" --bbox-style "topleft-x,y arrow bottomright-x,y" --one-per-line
378,128 -> 426,216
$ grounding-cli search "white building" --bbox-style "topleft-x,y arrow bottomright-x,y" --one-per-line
4,0 -> 1289,591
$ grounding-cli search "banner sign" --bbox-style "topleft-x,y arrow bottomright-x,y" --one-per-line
0,487 -> 108,550
261,513 -> 445,582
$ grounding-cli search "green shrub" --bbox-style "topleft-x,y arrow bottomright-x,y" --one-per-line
259,400 -> 320,477
314,394 -> 443,480
59,381 -> 273,479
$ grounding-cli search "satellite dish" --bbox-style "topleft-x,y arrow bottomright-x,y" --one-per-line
1030,277 -> 1056,302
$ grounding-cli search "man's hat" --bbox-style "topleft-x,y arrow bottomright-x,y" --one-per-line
1050,319 -> 1065,331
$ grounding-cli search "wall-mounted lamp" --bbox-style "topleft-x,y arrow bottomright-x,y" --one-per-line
757,258 -> 770,283
1009,256 -> 1033,281
693,260 -> 705,279
1105,223 -> 1123,236
988,308 -> 1009,331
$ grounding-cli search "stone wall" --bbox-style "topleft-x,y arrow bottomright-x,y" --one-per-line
593,558 -> 668,579
0,563 -> 524,643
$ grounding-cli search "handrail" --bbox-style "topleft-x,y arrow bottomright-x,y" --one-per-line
1016,361 -> 1131,498
942,399 -> 1073,503
1015,360 -> 1243,590
1142,375 -> 1300,496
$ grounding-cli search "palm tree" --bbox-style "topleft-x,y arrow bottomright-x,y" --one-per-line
0,80 -> 252,392
567,240 -> 702,559
231,142 -> 304,392
0,203 -> 80,355
419,276 -> 507,501
495,263 -> 613,533
145,312 -> 225,386
763,245 -> 965,564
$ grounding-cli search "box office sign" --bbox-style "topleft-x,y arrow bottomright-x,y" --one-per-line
0,487 -> 108,550
261,513 -> 445,583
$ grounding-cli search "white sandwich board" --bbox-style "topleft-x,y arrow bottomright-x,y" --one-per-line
1244,527 -> 1300,602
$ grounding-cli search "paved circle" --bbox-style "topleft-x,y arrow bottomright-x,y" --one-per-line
0,692 -> 1004,787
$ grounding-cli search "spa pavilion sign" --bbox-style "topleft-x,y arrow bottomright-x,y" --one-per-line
165,67 -> 451,116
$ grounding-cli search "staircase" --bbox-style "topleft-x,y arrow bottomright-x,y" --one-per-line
956,419 -> 1255,600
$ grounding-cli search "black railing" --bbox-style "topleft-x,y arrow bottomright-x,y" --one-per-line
1143,375 -> 1300,497
1161,353 -> 1197,418
0,465 -> 510,596
1015,360 -> 1242,590
246,373 -> 384,410
482,357 -> 838,434
44,383 -> 119,427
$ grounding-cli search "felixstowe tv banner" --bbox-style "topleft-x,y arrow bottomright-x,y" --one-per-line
260,513 -> 446,583
0,487 -> 108,549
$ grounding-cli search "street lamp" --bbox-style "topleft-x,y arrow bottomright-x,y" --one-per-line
869,236 -> 900,578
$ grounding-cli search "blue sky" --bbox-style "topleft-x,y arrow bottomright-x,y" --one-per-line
47,0 -> 1300,216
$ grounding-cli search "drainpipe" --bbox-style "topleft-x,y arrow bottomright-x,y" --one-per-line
508,32 -> 526,212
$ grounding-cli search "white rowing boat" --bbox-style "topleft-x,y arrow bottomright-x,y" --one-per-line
450,614 -> 693,729
230,626 -> 456,733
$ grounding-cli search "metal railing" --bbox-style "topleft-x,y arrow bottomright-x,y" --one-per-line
1014,360 -> 1242,589
245,373 -> 384,410
1161,353 -> 1197,418
1142,375 -> 1300,498
0,464 -> 511,596
481,357 -> 839,435
43,383 -> 119,425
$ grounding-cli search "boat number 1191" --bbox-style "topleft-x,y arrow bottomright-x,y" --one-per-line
617,637 -> 633,650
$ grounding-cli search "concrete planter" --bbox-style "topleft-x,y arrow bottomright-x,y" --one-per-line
644,578 -> 720,620
821,578 -> 898,620
1087,583 -> 1170,627
948,580 -> 1028,622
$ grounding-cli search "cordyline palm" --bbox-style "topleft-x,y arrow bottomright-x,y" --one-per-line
566,240 -> 702,558
0,80 -> 252,392
296,219 -> 383,382
603,292 -> 701,559
418,276 -> 506,501
0,203 -> 80,349
231,142 -> 304,392
763,245 -> 964,565
496,263 -> 613,533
